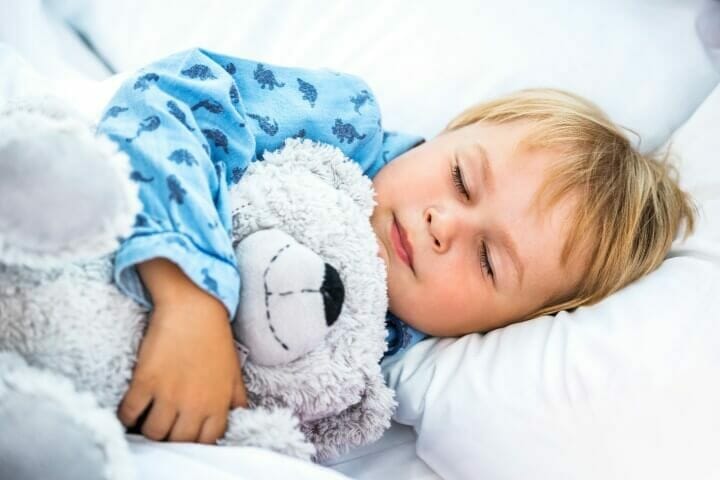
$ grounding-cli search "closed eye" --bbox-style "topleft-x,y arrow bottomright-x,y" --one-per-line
451,163 -> 470,200
480,242 -> 494,278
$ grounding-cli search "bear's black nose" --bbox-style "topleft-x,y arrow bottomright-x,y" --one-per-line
321,263 -> 344,327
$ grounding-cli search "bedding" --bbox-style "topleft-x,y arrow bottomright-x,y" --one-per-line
3,1 -> 720,479
128,436 -> 351,480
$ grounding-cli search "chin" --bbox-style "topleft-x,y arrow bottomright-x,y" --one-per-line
388,296 -> 417,326
397,311 -> 448,336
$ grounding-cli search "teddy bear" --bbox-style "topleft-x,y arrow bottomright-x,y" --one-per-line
0,97 -> 395,480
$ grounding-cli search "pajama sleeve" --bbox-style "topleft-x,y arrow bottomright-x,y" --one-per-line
96,48 -> 421,318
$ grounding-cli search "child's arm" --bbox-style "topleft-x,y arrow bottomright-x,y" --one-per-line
118,257 -> 247,443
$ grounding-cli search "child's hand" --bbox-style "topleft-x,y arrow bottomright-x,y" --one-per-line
118,258 -> 247,444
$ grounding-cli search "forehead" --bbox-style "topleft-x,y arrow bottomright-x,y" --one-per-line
510,164 -> 585,306
448,120 -> 537,157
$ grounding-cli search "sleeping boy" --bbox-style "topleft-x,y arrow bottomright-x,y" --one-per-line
96,48 -> 695,445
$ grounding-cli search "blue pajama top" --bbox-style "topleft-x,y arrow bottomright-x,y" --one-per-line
96,48 -> 427,359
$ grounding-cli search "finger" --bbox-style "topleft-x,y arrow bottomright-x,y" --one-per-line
197,415 -> 228,445
117,384 -> 154,428
125,400 -> 153,435
167,412 -> 203,443
141,400 -> 178,441
231,379 -> 248,409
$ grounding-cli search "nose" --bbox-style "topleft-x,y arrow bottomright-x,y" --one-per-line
425,206 -> 463,253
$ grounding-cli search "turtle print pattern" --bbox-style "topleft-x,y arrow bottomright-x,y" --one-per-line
332,118 -> 366,144
350,90 -> 374,114
247,113 -> 279,136
191,99 -> 224,114
130,171 -> 154,183
134,214 -> 148,227
254,64 -> 285,89
297,78 -> 317,107
229,84 -> 239,104
202,128 -> 230,153
201,268 -> 220,295
168,149 -> 199,166
133,73 -> 159,91
181,64 -> 217,80
102,106 -> 128,121
167,101 -> 195,132
166,175 -> 187,204
126,115 -> 161,142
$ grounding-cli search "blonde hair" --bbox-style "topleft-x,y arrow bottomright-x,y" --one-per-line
444,88 -> 696,318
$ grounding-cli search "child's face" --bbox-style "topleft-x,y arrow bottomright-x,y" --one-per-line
371,120 -> 587,336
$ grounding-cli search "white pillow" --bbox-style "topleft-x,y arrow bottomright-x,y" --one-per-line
0,0 -> 109,80
383,84 -> 720,480
46,0 -> 718,150
0,45 -> 49,103
0,0 -> 119,115
0,43 -> 129,124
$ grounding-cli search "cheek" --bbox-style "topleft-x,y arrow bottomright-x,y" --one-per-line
377,157 -> 438,201
389,271 -> 489,336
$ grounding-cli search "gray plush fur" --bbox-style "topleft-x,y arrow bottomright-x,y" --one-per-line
0,97 -> 140,267
0,352 -> 133,480
0,96 -> 395,476
229,138 -> 396,460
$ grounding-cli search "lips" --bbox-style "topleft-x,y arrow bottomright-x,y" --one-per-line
391,214 -> 414,272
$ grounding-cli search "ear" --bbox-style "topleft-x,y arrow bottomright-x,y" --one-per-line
261,138 -> 377,217
232,229 -> 344,366
0,97 -> 140,267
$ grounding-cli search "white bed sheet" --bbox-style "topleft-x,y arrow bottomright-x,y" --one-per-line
128,435 -> 350,480
127,422 -> 441,480
326,422 -> 441,480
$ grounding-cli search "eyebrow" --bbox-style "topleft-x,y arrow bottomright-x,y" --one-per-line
494,226 -> 525,288
469,142 -> 495,195
470,142 -> 525,288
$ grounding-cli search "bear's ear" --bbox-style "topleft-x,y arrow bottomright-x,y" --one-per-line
0,97 -> 140,267
261,138 -> 377,216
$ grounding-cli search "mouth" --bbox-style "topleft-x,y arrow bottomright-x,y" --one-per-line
391,214 -> 414,273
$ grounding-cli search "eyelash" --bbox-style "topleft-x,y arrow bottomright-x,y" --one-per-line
451,164 -> 470,200
480,242 -> 494,278
451,163 -> 494,278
